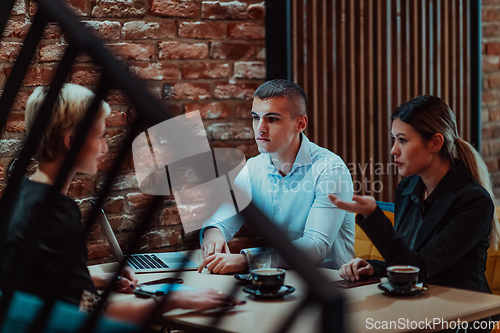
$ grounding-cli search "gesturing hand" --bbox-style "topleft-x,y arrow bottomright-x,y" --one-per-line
328,194 -> 377,217
198,253 -> 248,274
201,228 -> 231,259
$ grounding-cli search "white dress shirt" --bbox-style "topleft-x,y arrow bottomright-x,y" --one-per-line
201,134 -> 355,269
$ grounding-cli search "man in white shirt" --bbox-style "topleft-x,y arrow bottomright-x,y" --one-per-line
198,79 -> 355,274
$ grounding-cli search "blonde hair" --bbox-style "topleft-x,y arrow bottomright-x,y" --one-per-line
392,95 -> 500,249
25,84 -> 111,163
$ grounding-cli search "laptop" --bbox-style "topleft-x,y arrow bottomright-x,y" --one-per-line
94,203 -> 198,273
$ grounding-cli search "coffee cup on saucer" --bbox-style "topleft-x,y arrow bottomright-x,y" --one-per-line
250,268 -> 286,294
387,265 -> 420,293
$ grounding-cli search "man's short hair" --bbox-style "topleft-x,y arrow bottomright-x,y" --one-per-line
25,83 -> 111,163
254,79 -> 307,118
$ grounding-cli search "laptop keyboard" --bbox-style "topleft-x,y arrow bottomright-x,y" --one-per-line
127,254 -> 169,270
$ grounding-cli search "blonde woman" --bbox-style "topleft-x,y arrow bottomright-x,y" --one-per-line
0,84 -> 243,324
330,95 -> 500,296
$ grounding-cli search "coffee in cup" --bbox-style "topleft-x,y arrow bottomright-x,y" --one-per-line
250,268 -> 285,293
387,265 -> 419,293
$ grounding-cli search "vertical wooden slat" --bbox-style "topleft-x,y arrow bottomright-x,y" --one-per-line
289,0 -> 472,202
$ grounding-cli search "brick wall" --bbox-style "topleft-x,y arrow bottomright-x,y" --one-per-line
483,0 -> 500,202
1,0 -> 265,264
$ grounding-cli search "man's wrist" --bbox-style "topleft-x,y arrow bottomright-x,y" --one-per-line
203,226 -> 219,237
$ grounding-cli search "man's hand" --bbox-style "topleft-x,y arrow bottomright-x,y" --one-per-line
201,228 -> 230,259
339,258 -> 374,281
198,253 -> 248,274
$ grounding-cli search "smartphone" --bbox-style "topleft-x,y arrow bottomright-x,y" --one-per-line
332,276 -> 381,289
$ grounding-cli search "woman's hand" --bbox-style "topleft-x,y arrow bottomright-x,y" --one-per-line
339,258 -> 374,281
115,266 -> 138,293
166,288 -> 246,312
328,194 -> 377,217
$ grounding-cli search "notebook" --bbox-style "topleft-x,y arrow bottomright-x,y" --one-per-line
94,203 -> 198,273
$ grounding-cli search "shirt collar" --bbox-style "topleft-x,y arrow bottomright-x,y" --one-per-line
266,133 -> 312,176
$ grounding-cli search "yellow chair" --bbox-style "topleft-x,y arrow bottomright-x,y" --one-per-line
354,207 -> 500,295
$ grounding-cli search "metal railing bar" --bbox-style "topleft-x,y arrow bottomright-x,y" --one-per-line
275,292 -> 315,333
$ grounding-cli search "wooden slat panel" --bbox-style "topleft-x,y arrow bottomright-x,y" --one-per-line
287,0 -> 473,201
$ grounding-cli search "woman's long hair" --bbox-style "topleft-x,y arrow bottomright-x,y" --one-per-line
392,95 -> 500,249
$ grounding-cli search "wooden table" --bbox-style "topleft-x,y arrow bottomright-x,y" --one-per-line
88,252 -> 500,333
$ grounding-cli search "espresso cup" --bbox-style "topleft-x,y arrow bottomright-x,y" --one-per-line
250,268 -> 285,293
387,265 -> 420,293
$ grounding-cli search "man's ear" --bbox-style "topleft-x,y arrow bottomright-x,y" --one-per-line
297,115 -> 308,133
63,133 -> 73,151
429,133 -> 445,153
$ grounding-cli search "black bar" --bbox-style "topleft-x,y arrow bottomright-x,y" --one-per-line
0,0 -> 16,40
470,0 -> 481,150
265,0 -> 290,80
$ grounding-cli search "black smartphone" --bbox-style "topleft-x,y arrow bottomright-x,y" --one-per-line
332,276 -> 381,289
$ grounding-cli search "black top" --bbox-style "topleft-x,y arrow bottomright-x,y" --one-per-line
359,160 -> 493,293
0,178 -> 95,305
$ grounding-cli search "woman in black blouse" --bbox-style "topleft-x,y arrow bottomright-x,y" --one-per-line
0,84 -> 244,324
329,95 -> 500,293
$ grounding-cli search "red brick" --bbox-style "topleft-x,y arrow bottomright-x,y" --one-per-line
490,108 -> 500,122
92,0 -> 146,18
97,152 -> 128,171
483,24 -> 500,38
482,142 -> 491,156
3,19 -> 30,38
137,228 -> 182,249
39,43 -> 67,62
129,63 -> 180,80
105,110 -> 127,127
98,173 -> 138,191
82,20 -> 121,40
65,0 -> 90,16
149,0 -> 200,18
201,1 -> 248,20
122,21 -> 176,40
227,22 -> 265,40
71,65 -> 102,85
484,0 -> 500,4
4,66 -> 57,86
109,90 -> 131,105
168,82 -> 211,100
484,7 -> 500,22
12,0 -> 26,15
158,41 -> 209,60
107,43 -> 154,61
105,128 -> 129,148
486,158 -> 499,172
484,126 -> 496,139
6,113 -> 25,132
234,61 -> 266,79
483,90 -> 500,106
43,24 -> 63,39
68,177 -> 94,197
205,122 -> 253,140
490,140 -> 500,155
210,42 -> 255,60
214,82 -> 259,100
486,42 -> 500,55
0,42 -> 22,61
161,206 -> 182,226
185,102 -> 231,119
103,196 -> 125,214
256,45 -> 265,60
489,73 -> 500,89
126,192 -> 154,209
178,21 -> 225,39
87,241 -> 113,260
182,62 -> 230,79
235,102 -> 252,118
12,89 -> 34,111
248,2 -> 265,20
483,56 -> 499,72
